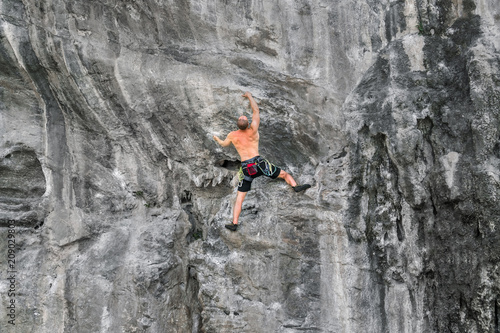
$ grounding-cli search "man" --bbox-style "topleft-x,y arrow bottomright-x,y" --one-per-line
213,92 -> 311,231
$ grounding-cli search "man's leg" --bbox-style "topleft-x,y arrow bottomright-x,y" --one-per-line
278,170 -> 297,187
226,190 -> 247,231
278,170 -> 311,192
233,191 -> 247,225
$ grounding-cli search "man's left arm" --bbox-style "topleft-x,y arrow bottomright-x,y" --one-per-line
243,92 -> 260,130
213,133 -> 232,147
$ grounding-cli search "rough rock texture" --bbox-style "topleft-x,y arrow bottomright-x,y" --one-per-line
0,0 -> 499,332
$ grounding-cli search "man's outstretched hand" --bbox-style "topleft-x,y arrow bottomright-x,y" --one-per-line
214,135 -> 231,147
242,91 -> 252,99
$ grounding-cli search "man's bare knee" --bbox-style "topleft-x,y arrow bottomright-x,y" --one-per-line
278,170 -> 297,187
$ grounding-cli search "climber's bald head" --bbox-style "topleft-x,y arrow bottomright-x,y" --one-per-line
237,116 -> 249,130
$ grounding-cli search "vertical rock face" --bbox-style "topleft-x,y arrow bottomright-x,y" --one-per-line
0,0 -> 499,332
344,1 -> 500,331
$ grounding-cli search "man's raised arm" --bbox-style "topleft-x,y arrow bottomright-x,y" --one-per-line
243,92 -> 260,130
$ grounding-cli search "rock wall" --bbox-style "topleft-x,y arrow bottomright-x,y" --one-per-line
0,0 -> 499,332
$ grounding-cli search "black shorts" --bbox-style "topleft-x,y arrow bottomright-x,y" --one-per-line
237,156 -> 281,192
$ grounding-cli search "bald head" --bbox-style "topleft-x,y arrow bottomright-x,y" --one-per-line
237,116 -> 249,130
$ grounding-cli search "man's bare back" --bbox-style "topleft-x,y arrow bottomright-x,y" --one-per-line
213,92 -> 261,161
226,127 -> 260,161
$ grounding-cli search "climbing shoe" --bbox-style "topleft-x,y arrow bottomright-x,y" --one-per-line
293,184 -> 311,192
225,223 -> 238,231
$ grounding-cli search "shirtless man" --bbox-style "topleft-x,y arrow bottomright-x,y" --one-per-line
213,92 -> 311,231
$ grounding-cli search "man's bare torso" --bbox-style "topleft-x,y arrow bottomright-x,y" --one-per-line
229,127 -> 260,161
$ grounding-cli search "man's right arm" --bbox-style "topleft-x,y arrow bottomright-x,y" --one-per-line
213,133 -> 232,147
243,92 -> 260,130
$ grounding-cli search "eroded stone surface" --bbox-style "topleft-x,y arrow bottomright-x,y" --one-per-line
0,0 -> 499,332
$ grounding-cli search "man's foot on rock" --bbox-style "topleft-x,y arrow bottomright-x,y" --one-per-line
293,184 -> 311,193
225,223 -> 238,231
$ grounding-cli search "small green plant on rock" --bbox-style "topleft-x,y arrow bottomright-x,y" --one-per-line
132,191 -> 144,198
132,191 -> 156,208
192,229 -> 203,240
417,22 -> 425,35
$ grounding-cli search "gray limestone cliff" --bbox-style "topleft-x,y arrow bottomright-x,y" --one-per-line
0,0 -> 499,332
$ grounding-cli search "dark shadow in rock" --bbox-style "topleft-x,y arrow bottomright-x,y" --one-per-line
216,159 -> 241,171
0,145 -> 47,228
